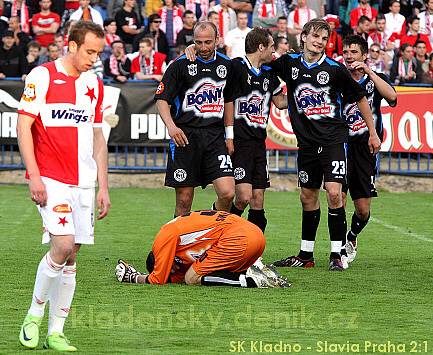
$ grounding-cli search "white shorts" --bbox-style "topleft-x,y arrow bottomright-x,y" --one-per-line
38,177 -> 95,245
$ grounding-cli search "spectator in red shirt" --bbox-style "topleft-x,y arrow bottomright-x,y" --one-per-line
324,14 -> 342,58
31,0 -> 60,48
350,0 -> 378,29
400,15 -> 432,54
131,37 -> 166,81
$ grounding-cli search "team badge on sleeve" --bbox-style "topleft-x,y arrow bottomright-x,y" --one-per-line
22,83 -> 36,102
366,80 -> 374,93
156,82 -> 165,95
292,67 -> 299,80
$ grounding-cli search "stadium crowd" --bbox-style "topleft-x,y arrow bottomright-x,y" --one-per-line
0,0 -> 433,84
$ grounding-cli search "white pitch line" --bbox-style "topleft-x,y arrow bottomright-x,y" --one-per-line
370,217 -> 433,243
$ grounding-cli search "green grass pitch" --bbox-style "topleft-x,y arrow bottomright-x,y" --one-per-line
1,185 -> 432,354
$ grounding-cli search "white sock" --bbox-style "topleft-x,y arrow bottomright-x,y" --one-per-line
48,263 -> 76,335
252,257 -> 264,270
28,252 -> 65,317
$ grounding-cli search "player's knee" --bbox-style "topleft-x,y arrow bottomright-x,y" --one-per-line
56,244 -> 74,260
300,190 -> 317,208
327,192 -> 342,208
176,194 -> 193,211
218,188 -> 235,203
236,195 -> 251,210
356,207 -> 370,221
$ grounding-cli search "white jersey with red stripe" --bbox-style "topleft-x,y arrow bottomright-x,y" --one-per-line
18,59 -> 104,188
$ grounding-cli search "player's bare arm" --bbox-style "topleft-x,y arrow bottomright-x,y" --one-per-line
156,99 -> 189,147
356,97 -> 381,154
224,101 -> 235,155
350,61 -> 397,104
17,114 -> 47,207
271,92 -> 288,110
93,127 -> 111,220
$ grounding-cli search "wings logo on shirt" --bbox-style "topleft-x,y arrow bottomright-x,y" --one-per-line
295,85 -> 332,119
344,103 -> 367,136
184,79 -> 225,116
236,92 -> 269,127
51,108 -> 91,124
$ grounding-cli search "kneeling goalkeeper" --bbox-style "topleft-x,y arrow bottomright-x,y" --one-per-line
115,210 -> 288,288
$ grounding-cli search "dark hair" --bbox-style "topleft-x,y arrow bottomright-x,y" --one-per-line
69,21 -> 105,48
407,15 -> 420,25
300,19 -> 330,49
207,11 -> 218,19
342,34 -> 368,54
27,40 -> 41,50
193,21 -> 218,39
275,36 -> 288,48
277,16 -> 288,21
389,0 -> 400,7
183,10 -> 194,17
54,32 -> 63,39
376,13 -> 386,21
47,43 -> 58,50
110,39 -> 125,48
245,27 -> 272,54
399,42 -> 413,56
357,15 -> 371,25
414,39 -> 427,47
148,13 -> 162,23
236,11 -> 248,17
146,251 -> 155,273
103,17 -> 116,28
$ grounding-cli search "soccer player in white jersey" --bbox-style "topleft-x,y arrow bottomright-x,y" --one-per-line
17,21 -> 110,352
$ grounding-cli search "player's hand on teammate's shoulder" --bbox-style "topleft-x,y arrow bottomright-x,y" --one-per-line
368,132 -> 381,155
168,125 -> 189,147
29,176 -> 47,207
96,189 -> 111,220
185,44 -> 196,62
226,138 -> 234,156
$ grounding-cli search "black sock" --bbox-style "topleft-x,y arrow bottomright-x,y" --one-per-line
212,202 -> 217,211
248,209 -> 267,232
298,208 -> 320,260
350,212 -> 370,238
328,207 -> 347,260
230,203 -> 244,216
200,270 -> 255,288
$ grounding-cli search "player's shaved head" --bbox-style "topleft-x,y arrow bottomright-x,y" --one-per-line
193,21 -> 218,39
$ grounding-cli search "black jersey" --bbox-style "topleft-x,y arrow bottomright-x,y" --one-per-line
270,53 -> 367,147
154,52 -> 234,128
342,72 -> 397,142
231,56 -> 282,141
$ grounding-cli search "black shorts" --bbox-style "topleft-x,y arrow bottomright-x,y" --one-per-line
232,140 -> 270,189
297,144 -> 346,188
165,127 -> 233,188
343,140 -> 378,200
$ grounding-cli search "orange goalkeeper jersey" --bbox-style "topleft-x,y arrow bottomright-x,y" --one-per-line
147,210 -> 245,284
